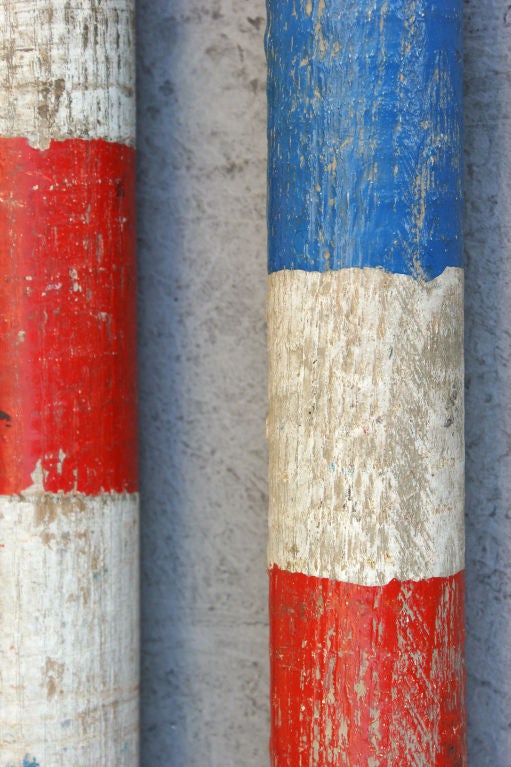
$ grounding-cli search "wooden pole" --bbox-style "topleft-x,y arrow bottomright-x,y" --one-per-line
0,2 -> 138,764
267,1 -> 466,763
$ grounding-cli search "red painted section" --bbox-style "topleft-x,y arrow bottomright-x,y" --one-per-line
270,566 -> 466,766
0,138 -> 137,494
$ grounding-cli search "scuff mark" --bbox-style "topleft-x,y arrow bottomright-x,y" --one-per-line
57,448 -> 66,475
45,657 -> 65,701
23,460 -> 47,495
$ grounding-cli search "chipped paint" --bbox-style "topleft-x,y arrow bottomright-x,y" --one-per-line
267,267 -> 464,585
0,137 -> 137,495
270,566 -> 466,765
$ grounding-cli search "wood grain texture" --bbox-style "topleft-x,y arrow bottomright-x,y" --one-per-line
0,0 -> 135,148
268,267 -> 464,585
0,492 -> 139,766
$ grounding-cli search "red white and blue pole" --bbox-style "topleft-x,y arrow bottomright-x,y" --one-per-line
0,3 -> 138,764
267,1 -> 465,763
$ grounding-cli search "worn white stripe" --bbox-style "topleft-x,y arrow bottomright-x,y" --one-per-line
0,492 -> 139,766
0,0 -> 135,149
267,267 -> 464,586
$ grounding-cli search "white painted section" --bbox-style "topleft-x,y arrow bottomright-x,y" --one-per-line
0,0 -> 135,149
0,492 -> 139,766
267,267 -> 464,586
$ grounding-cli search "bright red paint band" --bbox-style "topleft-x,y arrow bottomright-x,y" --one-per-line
0,138 -> 137,495
270,566 -> 466,766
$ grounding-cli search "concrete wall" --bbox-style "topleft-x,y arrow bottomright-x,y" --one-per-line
464,1 -> 511,764
136,3 -> 268,765
136,1 -> 510,764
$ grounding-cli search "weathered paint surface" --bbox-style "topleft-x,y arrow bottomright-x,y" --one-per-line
0,492 -> 139,766
266,1 -> 465,764
0,138 -> 137,495
270,566 -> 466,766
266,0 -> 463,278
267,267 -> 464,585
0,1 -> 138,764
0,0 -> 135,149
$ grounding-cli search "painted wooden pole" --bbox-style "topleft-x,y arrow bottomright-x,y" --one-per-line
266,1 -> 465,764
0,3 -> 138,765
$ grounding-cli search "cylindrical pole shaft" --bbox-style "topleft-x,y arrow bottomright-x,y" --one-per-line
267,1 -> 465,764
0,2 -> 138,764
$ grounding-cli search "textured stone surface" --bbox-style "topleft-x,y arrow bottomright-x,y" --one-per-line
136,1 -> 268,765
137,0 -> 509,764
464,1 -> 511,764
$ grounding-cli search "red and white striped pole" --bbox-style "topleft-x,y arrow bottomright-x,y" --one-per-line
267,1 -> 466,764
0,3 -> 138,764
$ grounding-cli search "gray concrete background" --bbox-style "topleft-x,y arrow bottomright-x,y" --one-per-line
464,1 -> 511,763
136,1 -> 510,764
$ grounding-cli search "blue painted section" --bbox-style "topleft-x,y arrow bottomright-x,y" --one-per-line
266,0 -> 463,279
22,758 -> 40,767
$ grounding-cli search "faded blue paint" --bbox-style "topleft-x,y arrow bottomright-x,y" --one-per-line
22,758 -> 40,767
266,0 -> 463,279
